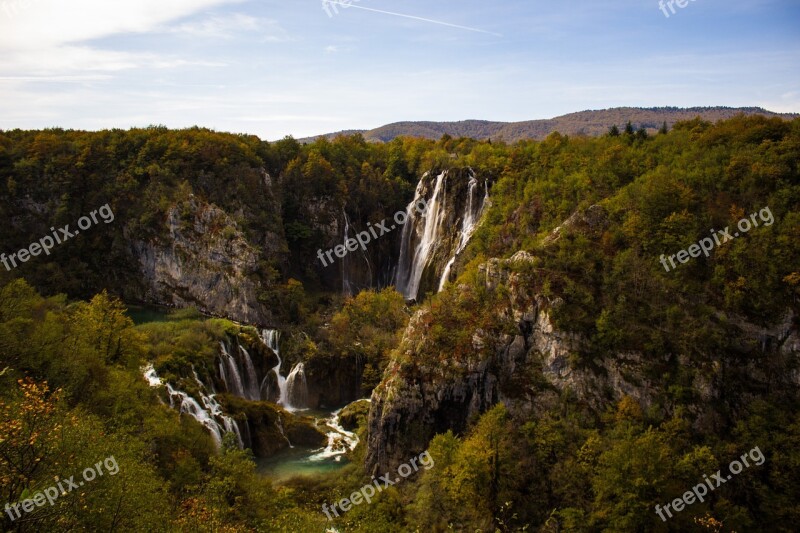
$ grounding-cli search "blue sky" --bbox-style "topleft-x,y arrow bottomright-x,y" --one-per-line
0,0 -> 798,139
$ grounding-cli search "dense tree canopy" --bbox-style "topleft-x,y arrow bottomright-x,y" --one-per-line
1,115 -> 798,531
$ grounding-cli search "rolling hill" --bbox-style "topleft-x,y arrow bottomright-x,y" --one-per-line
299,106 -> 798,143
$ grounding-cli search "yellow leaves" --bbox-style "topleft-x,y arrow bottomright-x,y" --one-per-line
693,512 -> 730,532
783,272 -> 800,288
729,204 -> 746,223
614,396 -> 643,423
1,377 -> 64,490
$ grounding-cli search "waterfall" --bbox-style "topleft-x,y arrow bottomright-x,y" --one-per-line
260,329 -> 287,404
395,170 -> 450,300
143,364 -> 242,449
309,406 -> 360,462
438,171 -> 485,290
341,207 -> 374,296
238,345 -> 261,401
259,328 -> 308,411
167,383 -> 223,446
217,340 -> 263,402
238,417 -> 252,449
219,341 -> 245,398
286,363 -> 309,408
342,209 -> 353,296
195,369 -> 243,448
275,413 -> 293,448
395,169 -> 489,300
144,365 -> 163,387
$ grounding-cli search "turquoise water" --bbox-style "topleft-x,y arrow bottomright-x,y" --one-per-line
256,407 -> 358,483
256,446 -> 351,483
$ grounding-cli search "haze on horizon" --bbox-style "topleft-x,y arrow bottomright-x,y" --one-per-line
0,0 -> 798,140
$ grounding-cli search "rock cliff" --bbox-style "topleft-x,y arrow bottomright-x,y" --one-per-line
129,196 -> 276,325
365,231 -> 799,475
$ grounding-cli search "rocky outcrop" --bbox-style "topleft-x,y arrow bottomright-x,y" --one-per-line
219,395 -> 326,457
338,398 -> 371,431
129,196 -> 273,324
365,248 -> 800,474
305,356 -> 362,409
543,204 -> 608,245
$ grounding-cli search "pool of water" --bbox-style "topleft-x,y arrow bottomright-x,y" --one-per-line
256,405 -> 361,483
256,445 -> 351,482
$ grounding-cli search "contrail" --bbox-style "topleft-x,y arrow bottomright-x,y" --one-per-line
322,1 -> 502,37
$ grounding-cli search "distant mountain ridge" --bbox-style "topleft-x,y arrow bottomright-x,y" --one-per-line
300,106 -> 798,143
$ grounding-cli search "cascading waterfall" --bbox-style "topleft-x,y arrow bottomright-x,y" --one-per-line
238,418 -> 253,449
395,169 -> 489,300
259,329 -> 307,410
341,207 -> 374,296
342,209 -> 353,296
438,171 -> 485,290
275,413 -> 293,448
260,329 -> 287,403
238,345 -> 261,401
143,364 -> 243,448
219,341 -> 246,398
217,340 -> 263,402
395,170 -> 450,300
309,405 -> 361,462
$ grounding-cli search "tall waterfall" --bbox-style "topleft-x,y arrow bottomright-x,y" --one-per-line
143,364 -> 243,448
218,341 -> 260,401
238,346 -> 261,401
395,171 -> 449,300
342,209 -> 353,297
438,173 -> 484,290
260,329 -> 307,410
341,207 -> 374,296
218,341 -> 243,397
395,169 -> 488,300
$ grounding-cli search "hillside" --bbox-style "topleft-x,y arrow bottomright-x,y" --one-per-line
1,116 -> 799,532
300,106 -> 798,143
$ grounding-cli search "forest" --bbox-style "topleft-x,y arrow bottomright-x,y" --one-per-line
1,114 -> 799,532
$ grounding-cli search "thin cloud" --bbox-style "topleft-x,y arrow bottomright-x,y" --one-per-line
168,13 -> 290,42
322,1 -> 503,37
0,0 -> 242,49
0,75 -> 113,82
324,44 -> 355,54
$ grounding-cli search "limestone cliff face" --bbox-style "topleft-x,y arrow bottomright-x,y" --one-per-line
129,196 -> 277,325
365,248 -> 800,474
365,252 -> 576,474
305,356 -> 362,408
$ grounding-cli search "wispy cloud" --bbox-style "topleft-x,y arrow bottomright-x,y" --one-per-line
324,44 -> 356,54
0,0 -> 242,49
168,13 -> 290,42
322,1 -> 502,37
0,1 -> 241,77
0,0 -> 797,139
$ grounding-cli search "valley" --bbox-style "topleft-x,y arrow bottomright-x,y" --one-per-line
1,115 -> 799,531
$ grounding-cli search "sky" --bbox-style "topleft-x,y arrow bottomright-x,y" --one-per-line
0,0 -> 798,140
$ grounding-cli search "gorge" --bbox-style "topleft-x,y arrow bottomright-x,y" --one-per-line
2,118 -> 797,531
139,166 -> 493,460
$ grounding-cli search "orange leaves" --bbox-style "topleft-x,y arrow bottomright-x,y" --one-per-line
0,377 -> 63,491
